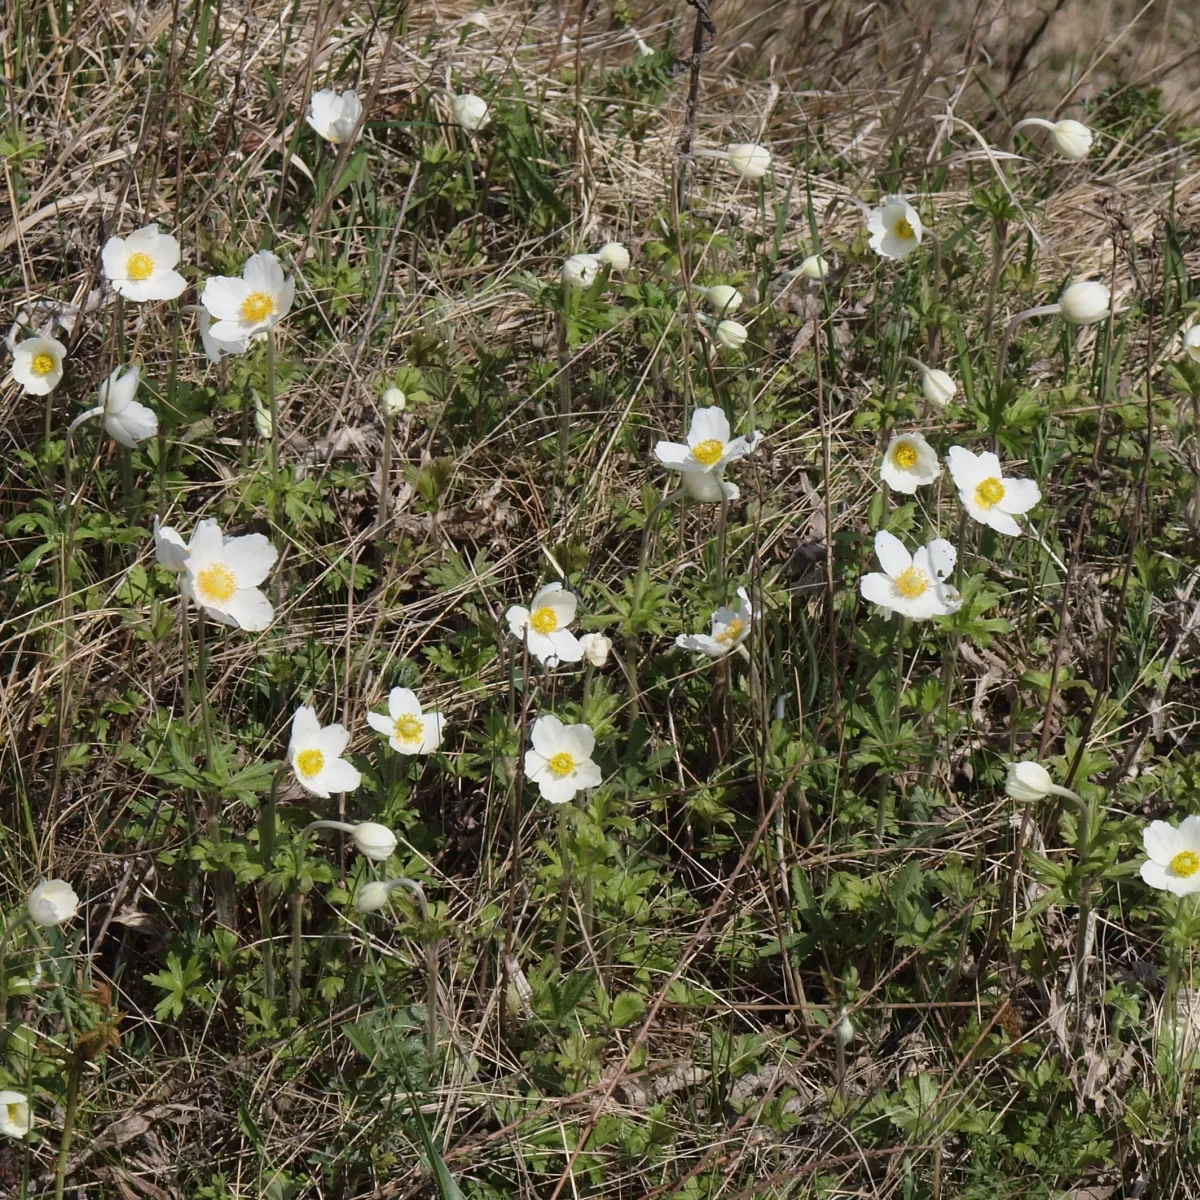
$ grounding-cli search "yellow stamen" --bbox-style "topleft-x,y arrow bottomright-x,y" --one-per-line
894,567 -> 928,599
548,751 -> 576,777
974,477 -> 1005,510
241,291 -> 275,323
126,252 -> 155,280
715,617 -> 745,646
394,714 -> 423,743
196,563 -> 237,603
692,439 -> 724,466
530,606 -> 558,634
893,216 -> 915,240
6,1103 -> 20,1125
892,443 -> 918,469
1171,850 -> 1200,878
295,748 -> 325,778
31,352 -> 56,376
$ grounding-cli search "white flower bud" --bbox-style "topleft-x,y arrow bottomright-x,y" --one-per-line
696,284 -> 742,314
921,368 -> 957,407
1059,280 -> 1110,326
725,143 -> 771,180
799,254 -> 828,280
835,1013 -> 855,1047
253,397 -> 273,439
714,319 -> 748,351
355,880 -> 394,913
352,822 -> 397,862
382,387 -> 407,418
579,632 -> 611,667
28,879 -> 79,927
1185,327 -> 1200,363
1006,761 -> 1054,802
596,242 -> 630,272
1051,119 -> 1092,160
451,93 -> 490,132
562,253 -> 601,288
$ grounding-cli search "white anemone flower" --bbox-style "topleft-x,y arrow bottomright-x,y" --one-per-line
101,224 -> 187,302
381,387 -> 407,418
859,531 -> 961,620
596,242 -> 630,271
1141,816 -> 1200,896
182,518 -> 278,630
1005,761 -> 1082,803
947,446 -> 1041,536
99,366 -> 156,447
452,93 -> 490,131
525,714 -> 602,804
1059,280 -> 1110,326
288,705 -> 362,798
676,587 -> 754,657
11,336 -> 66,396
367,687 -> 445,755
27,879 -> 79,927
904,357 -> 957,407
881,432 -> 941,494
654,406 -> 759,479
198,309 -> 249,363
867,195 -> 923,260
307,88 -> 363,144
0,1092 -> 32,1139
506,583 -> 584,666
153,517 -> 190,571
1012,116 -> 1093,160
201,250 -> 295,343
1184,327 -> 1200,363
562,253 -> 601,288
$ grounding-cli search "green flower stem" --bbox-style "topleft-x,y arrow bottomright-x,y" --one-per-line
377,409 -> 393,546
0,911 -> 34,1020
53,1048 -> 85,1200
258,767 -> 283,1003
996,304 -> 1061,387
553,805 -> 573,971
266,328 -> 279,518
394,878 -> 438,1063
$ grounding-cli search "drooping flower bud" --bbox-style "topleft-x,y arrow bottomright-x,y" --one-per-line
1059,280 -> 1110,326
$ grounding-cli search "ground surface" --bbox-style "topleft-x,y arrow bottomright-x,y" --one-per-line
3,0 -> 1200,1197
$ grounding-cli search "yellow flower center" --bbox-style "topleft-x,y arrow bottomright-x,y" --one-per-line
715,617 -> 745,645
126,252 -> 155,280
1171,850 -> 1200,878
241,290 -> 275,323
6,1103 -> 20,1125
31,352 -> 56,376
295,747 -> 325,778
394,713 -> 423,743
892,443 -> 918,469
974,477 -> 1006,510
692,439 -> 724,466
894,567 -> 928,599
195,562 -> 238,603
548,751 -> 576,778
893,216 -> 915,240
530,606 -> 558,634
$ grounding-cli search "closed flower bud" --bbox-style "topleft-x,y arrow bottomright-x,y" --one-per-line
28,879 -> 79,927
725,142 -> 771,180
596,242 -> 630,271
799,254 -> 828,280
562,253 -> 601,288
922,368 -> 957,407
1059,280 -> 1110,326
451,93 -> 490,132
355,880 -> 394,913
1185,327 -> 1200,363
1006,761 -> 1054,802
253,397 -> 273,439
352,821 -> 398,862
1051,119 -> 1092,160
579,632 -> 611,667
382,387 -> 407,418
835,1013 -> 855,1047
714,319 -> 748,351
695,284 -> 742,314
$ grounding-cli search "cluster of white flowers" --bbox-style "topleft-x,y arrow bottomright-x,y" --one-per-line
562,241 -> 631,287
